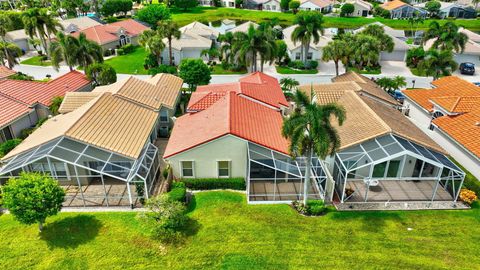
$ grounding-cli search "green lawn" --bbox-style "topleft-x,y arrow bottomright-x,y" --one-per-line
20,55 -> 52,66
276,65 -> 318,74
348,66 -> 381,75
104,46 -> 148,75
210,65 -> 247,74
1,191 -> 479,269
171,7 -> 480,30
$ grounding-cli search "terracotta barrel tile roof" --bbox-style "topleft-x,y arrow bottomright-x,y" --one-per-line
0,94 -> 31,129
0,66 -> 16,80
381,0 -> 408,10
71,19 -> 149,45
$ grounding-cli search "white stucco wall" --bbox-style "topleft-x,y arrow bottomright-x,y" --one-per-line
9,111 -> 38,139
263,0 -> 281,12
166,135 -> 248,179
288,47 -> 321,61
352,3 -> 370,17
299,2 -> 324,11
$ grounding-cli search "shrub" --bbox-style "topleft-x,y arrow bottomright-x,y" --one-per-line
168,182 -> 187,202
340,3 -> 354,17
86,63 -> 117,86
307,200 -> 326,215
148,64 -> 178,75
181,178 -> 245,190
144,53 -> 159,69
459,189 -> 477,205
0,139 -> 22,158
117,48 -> 124,55
8,72 -> 34,81
464,178 -> 480,197
135,4 -> 171,29
121,44 -> 135,54
105,16 -> 118,23
291,60 -> 305,69
308,60 -> 318,69
137,194 -> 187,243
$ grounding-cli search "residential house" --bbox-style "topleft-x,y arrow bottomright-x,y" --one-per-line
0,73 -> 183,208
226,21 -> 259,34
223,0 -> 236,7
164,71 -> 464,206
0,71 -> 91,143
245,0 -> 282,11
381,0 -> 427,19
282,25 -> 333,62
198,0 -> 214,6
403,76 -> 480,180
179,21 -> 220,41
346,0 -> 373,17
0,66 -> 15,80
71,19 -> 149,51
299,0 -> 334,13
160,29 -> 213,66
6,17 -> 103,52
416,1 -> 476,18
354,22 -> 410,61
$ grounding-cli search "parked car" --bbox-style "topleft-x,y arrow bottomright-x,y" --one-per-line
459,62 -> 475,75
392,90 -> 405,103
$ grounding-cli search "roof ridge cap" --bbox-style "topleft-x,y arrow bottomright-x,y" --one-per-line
65,92 -> 108,135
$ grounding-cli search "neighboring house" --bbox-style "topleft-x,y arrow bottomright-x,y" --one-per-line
0,66 -> 15,80
5,17 -> 103,52
416,1 -> 476,18
179,21 -> 220,41
0,71 -> 91,143
354,22 -> 410,61
226,21 -> 259,34
299,0 -> 334,13
381,0 -> 427,19
160,30 -> 213,66
346,0 -> 373,17
282,25 -> 333,61
403,76 -> 480,180
71,19 -> 149,51
244,0 -> 282,11
423,30 -> 480,67
198,0 -> 214,6
0,73 -> 183,208
223,0 -> 236,7
164,71 -> 464,206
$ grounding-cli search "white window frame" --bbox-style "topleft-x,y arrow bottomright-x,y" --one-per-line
160,110 -> 169,123
180,160 -> 195,178
217,160 -> 231,178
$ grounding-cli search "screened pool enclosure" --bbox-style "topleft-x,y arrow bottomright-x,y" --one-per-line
333,134 -> 465,203
0,137 -> 160,207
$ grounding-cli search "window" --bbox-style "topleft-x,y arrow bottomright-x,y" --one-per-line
181,161 -> 194,178
272,5 -> 276,10
53,162 -> 68,177
295,53 -> 301,60
160,110 -> 169,122
218,161 -> 230,178
387,160 -> 401,177
307,52 -> 313,60
372,161 -> 387,178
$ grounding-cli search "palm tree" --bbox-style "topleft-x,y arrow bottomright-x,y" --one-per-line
22,8 -> 62,57
75,33 -> 103,70
282,90 -> 346,204
418,49 -> 457,80
157,20 -> 180,66
0,42 -> 22,68
352,34 -> 381,69
360,24 -> 394,54
375,76 -> 407,94
50,32 -> 79,71
232,25 -> 261,72
139,30 -> 165,66
256,23 -> 278,72
0,12 -> 14,67
422,21 -> 468,53
322,39 -> 347,76
407,12 -> 424,40
218,32 -> 235,65
291,11 -> 324,64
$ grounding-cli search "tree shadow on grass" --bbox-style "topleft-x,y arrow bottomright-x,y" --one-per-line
329,211 -> 404,233
40,215 -> 102,249
185,193 -> 197,214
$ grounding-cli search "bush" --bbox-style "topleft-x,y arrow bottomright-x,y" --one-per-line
86,63 -> 117,86
340,3 -> 354,17
144,53 -> 159,69
168,182 -> 187,202
137,194 -> 187,243
181,178 -> 245,190
117,48 -> 124,55
292,200 -> 326,216
307,60 -> 318,69
121,44 -> 135,54
0,139 -> 22,158
464,178 -> 480,197
104,16 -> 118,23
459,189 -> 477,205
148,64 -> 178,75
289,60 -> 305,69
8,72 -> 34,81
136,4 -> 171,28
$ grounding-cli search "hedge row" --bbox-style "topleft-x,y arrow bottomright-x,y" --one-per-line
180,178 -> 245,190
168,182 -> 186,202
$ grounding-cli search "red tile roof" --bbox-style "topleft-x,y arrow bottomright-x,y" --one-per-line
188,72 -> 288,111
71,19 -> 149,45
0,66 -> 16,80
0,71 -> 91,107
0,94 -> 31,129
164,91 -> 289,158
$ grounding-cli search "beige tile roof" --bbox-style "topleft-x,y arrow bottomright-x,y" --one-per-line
65,93 -> 158,158
93,73 -> 183,110
301,82 -> 444,153
167,31 -> 212,50
226,21 -> 259,34
179,21 -> 220,38
332,71 -> 399,105
59,92 -> 102,114
282,25 -> 332,51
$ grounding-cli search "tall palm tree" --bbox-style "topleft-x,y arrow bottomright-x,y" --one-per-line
75,33 -> 103,70
291,11 -> 324,64
418,49 -> 457,80
322,39 -> 347,76
282,90 -> 346,204
22,8 -> 62,57
232,25 -> 261,72
50,32 -> 79,71
139,29 -> 165,66
256,23 -> 277,72
0,12 -> 14,67
407,12 -> 424,40
422,21 -> 468,53
218,32 -> 234,65
352,34 -> 381,69
157,20 -> 180,66
0,42 -> 22,68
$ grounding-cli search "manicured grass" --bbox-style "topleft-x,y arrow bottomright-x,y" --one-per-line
348,66 -> 381,74
409,67 -> 428,77
20,55 -> 51,66
104,46 -> 148,75
276,65 -> 318,74
1,191 -> 479,269
210,64 -> 247,74
171,7 -> 480,30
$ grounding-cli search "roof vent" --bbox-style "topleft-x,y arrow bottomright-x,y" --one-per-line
475,122 -> 480,126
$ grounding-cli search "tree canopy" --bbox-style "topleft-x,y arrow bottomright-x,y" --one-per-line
101,0 -> 133,17
340,3 -> 355,17
174,0 -> 198,11
178,58 -> 211,91
86,63 -> 117,86
136,4 -> 171,28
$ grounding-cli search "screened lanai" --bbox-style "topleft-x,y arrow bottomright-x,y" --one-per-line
247,142 -> 328,203
333,134 -> 465,203
0,137 -> 160,208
